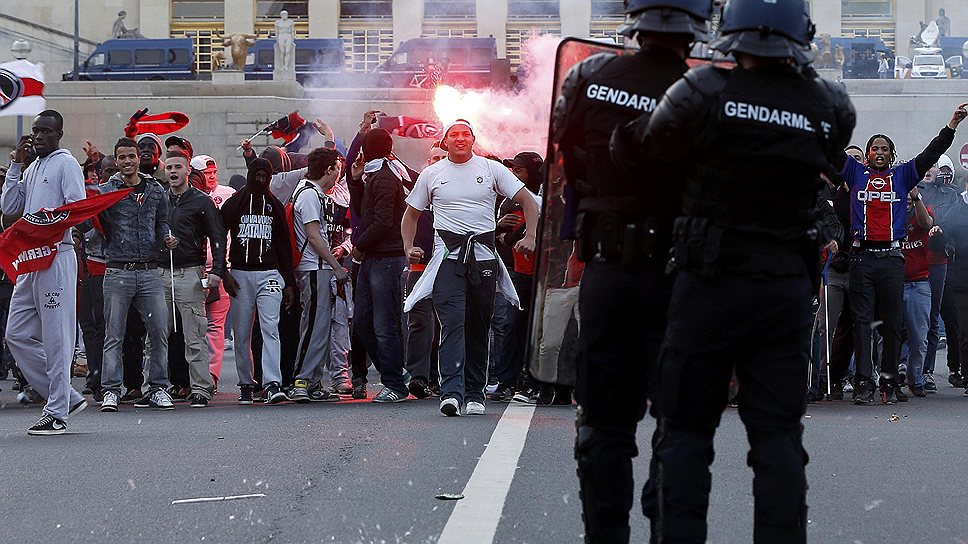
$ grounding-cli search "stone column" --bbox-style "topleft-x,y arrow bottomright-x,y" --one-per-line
139,0 -> 170,38
477,0 -> 509,56
224,0 -> 256,35
393,0 -> 424,47
310,0 -> 340,38
810,0 -> 842,40
896,0 -> 928,58
560,0 -> 592,38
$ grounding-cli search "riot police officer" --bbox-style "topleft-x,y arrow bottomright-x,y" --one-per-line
551,1 -> 712,542
627,0 -> 855,541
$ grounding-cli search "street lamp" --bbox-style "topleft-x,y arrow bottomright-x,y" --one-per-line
10,40 -> 31,139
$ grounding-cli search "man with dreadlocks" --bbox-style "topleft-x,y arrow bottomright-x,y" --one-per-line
840,102 -> 968,405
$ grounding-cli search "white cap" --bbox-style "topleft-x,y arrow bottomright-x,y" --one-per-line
937,154 -> 954,170
190,155 -> 216,171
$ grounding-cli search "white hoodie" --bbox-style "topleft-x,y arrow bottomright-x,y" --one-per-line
3,148 -> 86,244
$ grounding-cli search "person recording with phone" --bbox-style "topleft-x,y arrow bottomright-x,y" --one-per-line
159,151 -> 227,408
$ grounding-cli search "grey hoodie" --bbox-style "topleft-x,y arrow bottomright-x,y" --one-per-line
2,149 -> 86,245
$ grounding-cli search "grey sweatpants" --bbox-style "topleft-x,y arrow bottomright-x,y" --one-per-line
6,247 -> 84,422
330,277 -> 352,386
294,269 -> 334,384
232,269 -> 284,386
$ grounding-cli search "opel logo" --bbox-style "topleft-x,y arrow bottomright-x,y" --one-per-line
0,68 -> 24,111
870,177 -> 887,190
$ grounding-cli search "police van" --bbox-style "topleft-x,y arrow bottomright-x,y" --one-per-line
63,38 -> 195,81
244,38 -> 345,84
374,37 -> 504,88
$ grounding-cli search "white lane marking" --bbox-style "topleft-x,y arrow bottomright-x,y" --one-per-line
438,403 -> 536,544
171,493 -> 266,505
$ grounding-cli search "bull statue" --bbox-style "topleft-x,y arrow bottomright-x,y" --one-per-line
223,33 -> 258,70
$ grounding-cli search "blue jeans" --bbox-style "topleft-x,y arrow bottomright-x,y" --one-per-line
355,256 -> 407,393
101,268 -> 170,394
924,263 -> 946,374
902,280 -> 932,388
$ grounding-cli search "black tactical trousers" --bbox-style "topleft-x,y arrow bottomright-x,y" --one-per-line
849,251 -> 904,387
653,272 -> 810,544
575,261 -> 672,544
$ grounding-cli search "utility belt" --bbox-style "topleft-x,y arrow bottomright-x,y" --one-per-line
672,216 -> 812,278
106,261 -> 158,271
575,210 -> 665,266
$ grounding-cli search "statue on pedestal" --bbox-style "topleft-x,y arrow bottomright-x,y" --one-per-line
274,10 -> 296,78
112,11 -> 145,39
223,33 -> 258,70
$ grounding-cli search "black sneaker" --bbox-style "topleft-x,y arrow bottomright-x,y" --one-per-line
308,384 -> 340,402
188,394 -> 209,408
69,399 -> 88,417
265,383 -> 288,404
488,385 -> 515,403
854,381 -> 875,405
894,385 -> 909,402
830,381 -> 845,401
408,378 -> 433,400
167,385 -> 191,403
120,388 -> 143,404
352,382 -> 367,400
880,385 -> 896,405
512,388 -> 538,404
372,387 -> 409,403
907,385 -> 927,398
949,372 -> 967,388
924,373 -> 937,393
27,413 -> 67,436
239,385 -> 254,405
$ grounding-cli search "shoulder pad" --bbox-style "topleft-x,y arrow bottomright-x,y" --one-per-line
680,64 -> 730,98
813,75 -> 857,158
552,52 -> 620,143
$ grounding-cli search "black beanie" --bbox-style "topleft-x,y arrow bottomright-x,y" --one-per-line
362,128 -> 393,162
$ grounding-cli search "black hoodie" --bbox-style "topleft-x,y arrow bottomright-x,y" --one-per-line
220,158 -> 295,287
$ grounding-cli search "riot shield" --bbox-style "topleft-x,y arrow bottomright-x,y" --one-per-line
526,38 -> 626,388
525,39 -> 724,387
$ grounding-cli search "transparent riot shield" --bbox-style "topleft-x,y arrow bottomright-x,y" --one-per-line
526,38 -> 626,388
525,39 -> 725,387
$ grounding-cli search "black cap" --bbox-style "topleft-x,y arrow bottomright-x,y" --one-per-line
164,135 -> 194,157
502,152 -> 543,170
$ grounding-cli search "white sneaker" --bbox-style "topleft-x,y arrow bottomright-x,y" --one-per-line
485,383 -> 499,395
466,401 -> 485,416
148,389 -> 175,411
100,391 -> 119,412
440,398 -> 461,417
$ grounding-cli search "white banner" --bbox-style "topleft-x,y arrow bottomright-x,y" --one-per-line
0,59 -> 46,117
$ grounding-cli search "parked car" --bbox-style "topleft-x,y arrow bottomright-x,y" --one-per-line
895,54 -> 962,78
245,38 -> 345,84
63,38 -> 195,81
374,37 -> 506,89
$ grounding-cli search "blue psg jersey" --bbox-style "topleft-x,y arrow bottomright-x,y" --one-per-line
841,157 -> 919,242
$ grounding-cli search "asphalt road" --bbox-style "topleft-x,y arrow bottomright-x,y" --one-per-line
1,350 -> 968,544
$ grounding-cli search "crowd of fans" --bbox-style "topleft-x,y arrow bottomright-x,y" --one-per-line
1,110 -> 554,413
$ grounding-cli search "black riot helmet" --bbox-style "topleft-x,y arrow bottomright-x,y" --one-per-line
710,0 -> 816,64
617,0 -> 714,42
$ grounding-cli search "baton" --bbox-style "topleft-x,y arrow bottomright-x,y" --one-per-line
236,127 -> 268,150
821,253 -> 834,397
168,229 -> 177,333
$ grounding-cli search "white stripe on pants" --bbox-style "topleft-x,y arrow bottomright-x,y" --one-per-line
6,248 -> 83,421
294,268 -> 334,383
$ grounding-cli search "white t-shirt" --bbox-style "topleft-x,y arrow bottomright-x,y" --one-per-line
406,154 -> 525,260
292,179 -> 331,271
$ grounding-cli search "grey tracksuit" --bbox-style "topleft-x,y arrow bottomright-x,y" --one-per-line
2,151 -> 87,422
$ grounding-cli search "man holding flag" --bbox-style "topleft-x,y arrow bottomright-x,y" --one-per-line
2,110 -> 89,435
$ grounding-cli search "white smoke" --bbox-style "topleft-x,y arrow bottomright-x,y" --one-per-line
433,33 -> 562,159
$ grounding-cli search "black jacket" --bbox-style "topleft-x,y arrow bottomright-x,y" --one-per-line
354,162 -> 406,259
162,186 -> 227,278
220,182 -> 295,288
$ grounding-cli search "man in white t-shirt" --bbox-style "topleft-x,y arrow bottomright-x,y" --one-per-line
289,147 -> 350,402
401,119 -> 539,417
